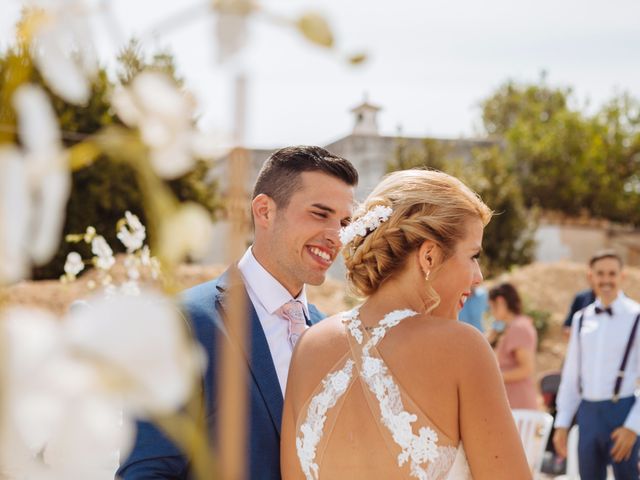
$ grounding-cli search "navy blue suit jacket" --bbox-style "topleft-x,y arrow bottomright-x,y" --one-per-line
563,289 -> 596,328
117,269 -> 324,479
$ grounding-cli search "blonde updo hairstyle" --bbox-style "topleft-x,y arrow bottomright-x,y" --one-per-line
343,169 -> 492,307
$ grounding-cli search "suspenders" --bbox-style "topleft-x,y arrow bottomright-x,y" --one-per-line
615,312 -> 640,401
577,309 -> 640,403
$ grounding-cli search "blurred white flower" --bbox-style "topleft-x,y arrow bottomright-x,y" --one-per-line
160,203 -> 214,264
139,245 -> 161,279
1,290 -> 203,476
0,146 -> 30,283
83,225 -> 97,243
140,245 -> 152,266
112,71 -> 211,179
125,257 -> 141,281
14,84 -> 70,266
0,308 -> 127,479
64,252 -> 85,278
119,280 -> 141,296
117,211 -> 146,253
65,291 -> 204,415
26,0 -> 98,105
0,85 -> 70,284
91,235 -> 115,271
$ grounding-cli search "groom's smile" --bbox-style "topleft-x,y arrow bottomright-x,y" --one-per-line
264,170 -> 354,296
306,245 -> 334,269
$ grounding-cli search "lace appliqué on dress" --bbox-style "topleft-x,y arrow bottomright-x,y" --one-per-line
296,359 -> 355,480
341,309 -> 363,344
427,446 -> 459,479
346,308 -> 451,480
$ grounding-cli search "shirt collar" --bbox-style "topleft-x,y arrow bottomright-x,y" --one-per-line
237,247 -> 309,318
594,291 -> 626,312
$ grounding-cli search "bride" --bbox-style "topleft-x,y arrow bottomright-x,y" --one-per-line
281,169 -> 531,479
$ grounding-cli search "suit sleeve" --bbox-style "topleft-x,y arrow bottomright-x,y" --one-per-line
117,420 -> 189,479
563,295 -> 582,328
119,287 -> 218,480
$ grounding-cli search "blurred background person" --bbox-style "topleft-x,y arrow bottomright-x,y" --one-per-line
562,285 -> 596,338
458,284 -> 488,332
489,282 -> 538,410
553,250 -> 640,479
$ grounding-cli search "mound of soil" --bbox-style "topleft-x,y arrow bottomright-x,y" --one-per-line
4,260 -> 639,376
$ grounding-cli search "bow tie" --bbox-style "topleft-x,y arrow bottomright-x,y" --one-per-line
595,306 -> 613,316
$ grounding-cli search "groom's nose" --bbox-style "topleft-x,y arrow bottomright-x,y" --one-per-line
324,226 -> 340,248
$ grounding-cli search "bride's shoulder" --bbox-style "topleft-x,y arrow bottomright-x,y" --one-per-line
287,312 -> 351,405
294,311 -> 350,357
411,317 -> 493,360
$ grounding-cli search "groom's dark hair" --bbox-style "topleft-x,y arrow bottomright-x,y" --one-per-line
252,145 -> 358,208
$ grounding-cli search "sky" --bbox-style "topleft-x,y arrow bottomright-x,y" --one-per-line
2,0 -> 640,148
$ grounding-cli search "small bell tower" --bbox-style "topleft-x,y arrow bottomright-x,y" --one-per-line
351,94 -> 381,136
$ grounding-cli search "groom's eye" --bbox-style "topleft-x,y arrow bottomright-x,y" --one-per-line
312,211 -> 328,219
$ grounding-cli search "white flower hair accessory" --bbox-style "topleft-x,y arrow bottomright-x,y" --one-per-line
339,205 -> 393,245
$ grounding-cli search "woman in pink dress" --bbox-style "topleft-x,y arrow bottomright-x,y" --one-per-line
489,283 -> 538,410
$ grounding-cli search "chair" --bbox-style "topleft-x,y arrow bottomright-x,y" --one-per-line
512,409 -> 554,476
565,424 -> 580,479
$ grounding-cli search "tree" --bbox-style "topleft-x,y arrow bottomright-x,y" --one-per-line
0,40 -> 223,279
480,78 -> 640,226
387,138 -> 534,275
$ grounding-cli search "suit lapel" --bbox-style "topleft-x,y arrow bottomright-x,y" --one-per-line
214,269 -> 284,436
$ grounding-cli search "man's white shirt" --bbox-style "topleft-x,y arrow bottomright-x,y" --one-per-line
238,247 -> 309,396
555,292 -> 640,433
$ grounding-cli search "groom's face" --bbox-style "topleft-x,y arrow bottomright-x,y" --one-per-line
267,171 -> 354,296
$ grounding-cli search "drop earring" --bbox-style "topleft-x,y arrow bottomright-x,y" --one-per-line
424,270 -> 431,281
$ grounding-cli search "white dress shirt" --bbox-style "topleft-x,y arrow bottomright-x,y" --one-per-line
237,247 -> 309,396
555,292 -> 640,433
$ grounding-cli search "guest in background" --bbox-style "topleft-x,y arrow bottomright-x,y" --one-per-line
459,285 -> 488,332
490,282 -> 538,410
562,287 -> 595,338
553,250 -> 640,480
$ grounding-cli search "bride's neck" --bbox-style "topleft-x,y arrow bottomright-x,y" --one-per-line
360,279 -> 426,324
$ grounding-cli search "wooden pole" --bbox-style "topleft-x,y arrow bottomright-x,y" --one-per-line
217,73 -> 249,480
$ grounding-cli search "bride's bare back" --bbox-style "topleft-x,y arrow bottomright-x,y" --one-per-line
281,309 -> 531,480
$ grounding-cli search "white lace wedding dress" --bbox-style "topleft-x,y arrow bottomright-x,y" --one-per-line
295,308 -> 472,480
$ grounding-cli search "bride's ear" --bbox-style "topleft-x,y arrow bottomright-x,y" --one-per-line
417,240 -> 442,275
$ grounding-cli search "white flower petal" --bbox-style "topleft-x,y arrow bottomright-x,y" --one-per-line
13,84 -> 61,157
33,30 -> 91,105
29,168 -> 71,265
160,204 -> 213,262
132,72 -> 191,123
151,140 -> 196,179
43,395 -> 133,478
0,147 -> 31,283
111,87 -> 143,127
64,252 -> 84,277
64,291 -> 204,415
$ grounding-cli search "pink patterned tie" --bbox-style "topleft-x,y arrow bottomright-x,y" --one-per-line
278,300 -> 307,349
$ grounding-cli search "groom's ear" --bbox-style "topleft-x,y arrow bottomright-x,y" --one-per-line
252,194 -> 277,228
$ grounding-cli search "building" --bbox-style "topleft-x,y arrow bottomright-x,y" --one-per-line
206,99 -> 640,270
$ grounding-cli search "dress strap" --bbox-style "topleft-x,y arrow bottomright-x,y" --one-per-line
295,351 -> 356,480
342,308 -> 458,480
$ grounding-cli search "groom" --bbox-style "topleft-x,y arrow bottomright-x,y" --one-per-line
118,145 -> 357,479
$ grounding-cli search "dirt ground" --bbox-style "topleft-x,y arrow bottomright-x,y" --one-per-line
3,260 -> 640,380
